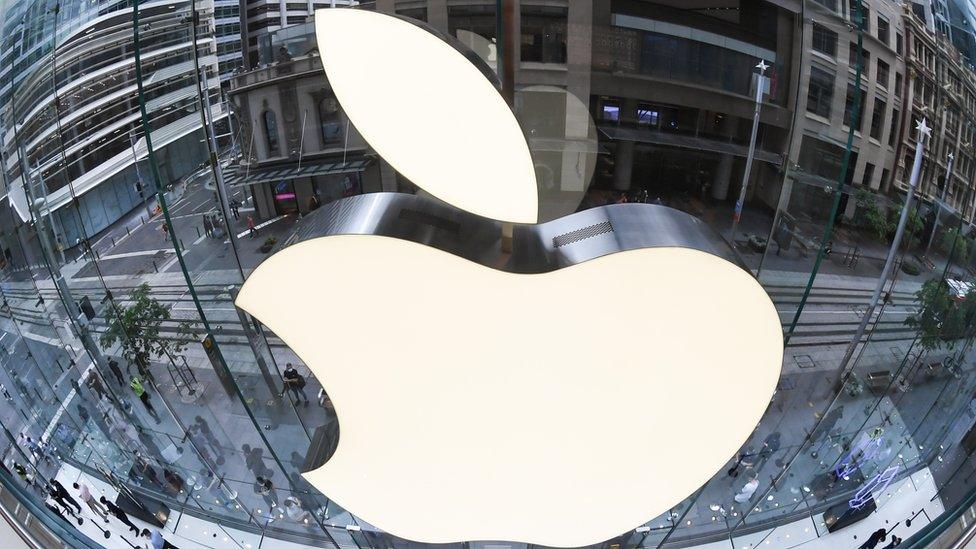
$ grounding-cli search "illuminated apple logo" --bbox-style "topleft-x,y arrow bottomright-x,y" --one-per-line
235,9 -> 782,548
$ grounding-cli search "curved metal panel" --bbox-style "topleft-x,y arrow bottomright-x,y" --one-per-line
282,192 -> 745,273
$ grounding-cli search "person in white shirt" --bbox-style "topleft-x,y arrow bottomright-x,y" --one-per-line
72,482 -> 108,522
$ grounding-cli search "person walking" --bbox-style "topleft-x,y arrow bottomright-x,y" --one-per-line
161,223 -> 170,241
193,416 -> 223,459
858,528 -> 889,549
100,495 -> 140,534
142,527 -> 181,549
130,377 -> 161,424
230,199 -> 240,220
282,363 -> 309,406
733,475 -> 760,503
107,358 -> 125,386
49,480 -> 82,515
247,215 -> 257,238
73,482 -> 109,523
202,214 -> 213,238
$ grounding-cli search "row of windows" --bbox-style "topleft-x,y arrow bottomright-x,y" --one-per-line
811,0 -> 903,55
261,96 -> 343,156
811,25 -> 902,97
807,65 -> 900,146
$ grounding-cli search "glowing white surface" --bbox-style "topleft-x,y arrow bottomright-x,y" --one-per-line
236,235 -> 783,547
315,9 -> 538,223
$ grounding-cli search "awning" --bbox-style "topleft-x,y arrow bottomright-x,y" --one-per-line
224,158 -> 374,188
598,125 -> 783,166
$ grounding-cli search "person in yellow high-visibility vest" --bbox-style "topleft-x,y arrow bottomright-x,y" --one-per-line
130,377 -> 161,424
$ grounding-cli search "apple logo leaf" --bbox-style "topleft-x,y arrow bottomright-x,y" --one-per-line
235,234 -> 783,547
315,8 -> 538,224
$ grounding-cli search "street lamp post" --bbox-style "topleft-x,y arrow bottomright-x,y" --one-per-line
923,152 -> 955,259
730,59 -> 769,248
128,129 -> 155,219
838,118 -> 931,375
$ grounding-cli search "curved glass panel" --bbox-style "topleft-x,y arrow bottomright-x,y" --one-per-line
2,0 -> 976,548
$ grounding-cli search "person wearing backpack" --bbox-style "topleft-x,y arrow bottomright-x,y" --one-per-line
282,363 -> 309,406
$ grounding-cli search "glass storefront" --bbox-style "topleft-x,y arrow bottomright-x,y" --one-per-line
1,0 -> 976,547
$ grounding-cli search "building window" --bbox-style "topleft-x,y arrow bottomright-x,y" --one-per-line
811,0 -> 837,11
881,168 -> 889,189
870,98 -> 886,139
849,43 -> 870,74
812,24 -> 838,57
894,73 -> 903,97
889,108 -> 899,146
319,96 -> 342,145
844,83 -> 866,131
876,59 -> 889,88
862,162 -> 875,187
807,66 -> 835,118
263,110 -> 280,155
521,5 -> 567,63
896,32 -> 903,55
877,16 -> 889,46
850,2 -> 869,32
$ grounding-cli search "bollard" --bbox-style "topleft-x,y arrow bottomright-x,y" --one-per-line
111,236 -> 116,246
152,260 -> 158,273
180,239 -> 184,250
196,226 -> 201,238
126,226 -> 131,237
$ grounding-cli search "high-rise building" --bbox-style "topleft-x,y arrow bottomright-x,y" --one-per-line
0,0 -> 226,245
242,0 -> 358,68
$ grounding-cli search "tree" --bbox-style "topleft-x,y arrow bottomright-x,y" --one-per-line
100,283 -> 193,380
863,200 -> 891,240
905,277 -> 976,350
940,227 -> 970,265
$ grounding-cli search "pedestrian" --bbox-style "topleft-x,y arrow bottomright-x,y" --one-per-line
130,377 -> 161,424
100,495 -> 140,534
230,199 -> 240,220
161,223 -> 169,241
107,358 -> 125,386
142,527 -> 180,549
733,474 -> 760,503
86,372 -> 113,404
283,496 -> 312,525
73,482 -> 109,523
193,416 -> 223,459
858,528 -> 888,549
254,475 -> 278,510
282,363 -> 309,406
45,500 -> 81,528
203,214 -> 213,238
49,480 -> 82,515
247,215 -> 257,238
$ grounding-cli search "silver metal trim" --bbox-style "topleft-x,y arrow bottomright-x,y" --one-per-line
282,192 -> 745,272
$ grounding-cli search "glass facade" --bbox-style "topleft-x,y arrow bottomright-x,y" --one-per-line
1,0 -> 976,548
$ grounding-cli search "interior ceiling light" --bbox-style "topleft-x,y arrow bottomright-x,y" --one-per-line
315,8 -> 538,223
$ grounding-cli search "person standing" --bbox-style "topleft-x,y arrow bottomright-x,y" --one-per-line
247,215 -> 257,238
858,528 -> 889,549
130,377 -> 161,424
73,482 -> 109,523
230,199 -> 240,220
254,475 -> 278,510
100,495 -> 140,534
203,214 -> 213,238
49,480 -> 82,515
282,363 -> 309,406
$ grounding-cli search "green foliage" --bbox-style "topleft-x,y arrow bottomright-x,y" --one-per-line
863,200 -> 891,240
99,283 -> 193,374
905,277 -> 976,350
941,227 -> 970,264
901,261 -> 921,276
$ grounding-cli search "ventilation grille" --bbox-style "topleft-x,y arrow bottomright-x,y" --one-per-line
552,221 -> 613,248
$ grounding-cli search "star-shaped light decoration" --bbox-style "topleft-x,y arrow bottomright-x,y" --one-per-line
756,59 -> 769,74
948,153 -> 954,161
916,118 -> 932,139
